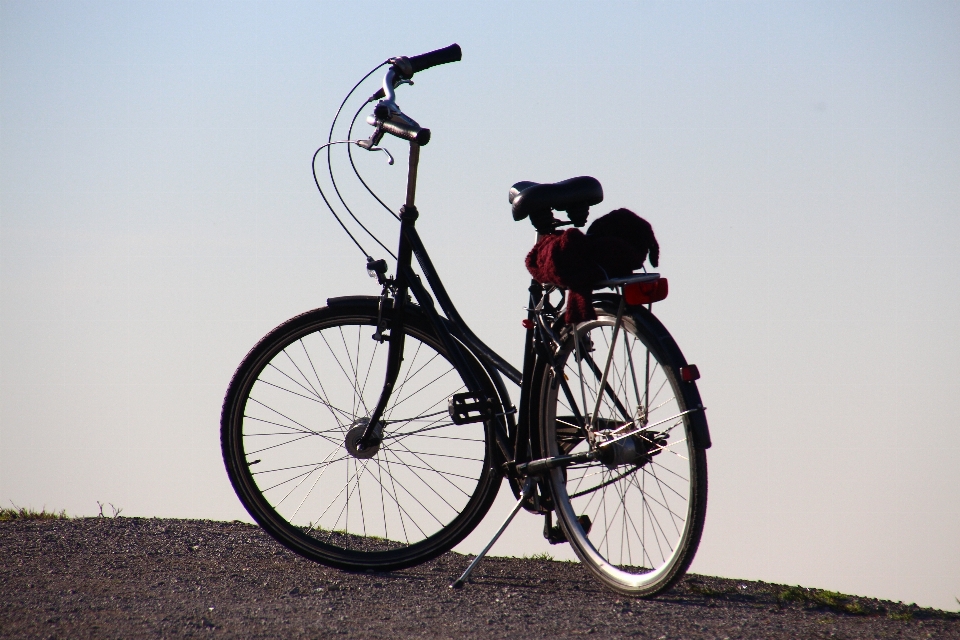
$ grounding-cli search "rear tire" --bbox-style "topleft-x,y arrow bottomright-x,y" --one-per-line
540,304 -> 708,596
221,301 -> 501,571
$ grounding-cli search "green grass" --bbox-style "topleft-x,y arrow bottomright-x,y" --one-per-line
521,552 -> 555,561
0,504 -> 68,522
777,586 -> 872,615
887,611 -> 914,621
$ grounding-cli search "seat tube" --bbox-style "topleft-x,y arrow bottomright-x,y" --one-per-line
358,141 -> 422,449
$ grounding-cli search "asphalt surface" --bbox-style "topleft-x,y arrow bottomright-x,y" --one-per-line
1,518 -> 957,639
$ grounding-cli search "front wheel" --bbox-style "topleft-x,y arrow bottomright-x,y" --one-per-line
221,301 -> 501,571
540,304 -> 708,596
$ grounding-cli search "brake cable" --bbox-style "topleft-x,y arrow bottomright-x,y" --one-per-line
312,61 -> 398,261
347,100 -> 399,221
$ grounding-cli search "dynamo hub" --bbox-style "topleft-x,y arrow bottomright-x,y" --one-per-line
344,418 -> 383,459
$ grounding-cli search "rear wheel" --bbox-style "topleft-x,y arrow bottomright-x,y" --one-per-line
540,305 -> 708,596
221,301 -> 501,571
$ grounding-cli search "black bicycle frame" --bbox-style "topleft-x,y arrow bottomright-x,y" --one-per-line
354,140 -> 709,487
357,142 -> 536,470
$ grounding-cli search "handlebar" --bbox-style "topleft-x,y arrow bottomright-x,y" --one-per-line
406,43 -> 462,75
367,113 -> 431,146
361,44 -> 461,148
367,43 -> 462,102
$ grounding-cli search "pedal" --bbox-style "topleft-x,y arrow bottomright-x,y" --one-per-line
545,524 -> 567,545
576,514 -> 592,535
543,513 -> 592,545
544,511 -> 565,545
448,392 -> 492,425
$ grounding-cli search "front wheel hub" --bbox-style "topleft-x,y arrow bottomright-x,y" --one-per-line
344,418 -> 383,459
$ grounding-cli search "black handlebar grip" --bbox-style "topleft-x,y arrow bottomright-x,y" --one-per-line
408,44 -> 461,74
367,45 -> 461,102
378,119 -> 431,146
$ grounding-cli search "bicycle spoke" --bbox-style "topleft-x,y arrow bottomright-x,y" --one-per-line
388,366 -> 458,414
386,439 -> 477,498
540,307 -> 706,593
300,337 -> 350,429
376,448 -> 449,527
629,472 -> 686,529
247,396 -> 323,436
358,331 -> 381,407
246,432 -> 315,457
253,379 -> 350,420
226,310 -> 495,566
568,464 -> 641,499
384,340 -> 429,423
320,330 -> 372,418
647,464 -> 683,536
243,415 -> 344,439
267,450 -> 347,502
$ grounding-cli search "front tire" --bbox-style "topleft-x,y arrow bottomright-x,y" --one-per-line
221,301 -> 501,571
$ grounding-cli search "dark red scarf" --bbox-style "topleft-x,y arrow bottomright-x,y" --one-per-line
525,208 -> 659,323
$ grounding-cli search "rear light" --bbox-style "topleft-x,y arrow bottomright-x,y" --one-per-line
680,364 -> 700,382
521,319 -> 534,330
624,278 -> 668,305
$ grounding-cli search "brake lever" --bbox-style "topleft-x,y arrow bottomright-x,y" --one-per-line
355,137 -> 394,165
386,56 -> 414,79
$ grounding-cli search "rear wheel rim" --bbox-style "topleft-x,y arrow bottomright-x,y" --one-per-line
543,313 -> 703,593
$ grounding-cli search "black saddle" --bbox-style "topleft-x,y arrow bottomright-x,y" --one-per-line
509,176 -> 603,233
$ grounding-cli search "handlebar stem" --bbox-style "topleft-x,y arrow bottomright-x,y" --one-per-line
405,142 -> 420,208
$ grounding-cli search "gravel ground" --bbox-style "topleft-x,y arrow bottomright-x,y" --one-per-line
1,518 -> 957,639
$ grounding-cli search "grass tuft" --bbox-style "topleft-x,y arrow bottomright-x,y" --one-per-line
0,502 -> 68,522
777,586 -> 874,616
96,501 -> 123,518
521,552 -> 555,561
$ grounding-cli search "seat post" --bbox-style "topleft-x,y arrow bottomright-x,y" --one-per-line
405,142 -> 420,208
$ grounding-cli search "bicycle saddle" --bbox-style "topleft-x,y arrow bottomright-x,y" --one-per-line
509,176 -> 604,233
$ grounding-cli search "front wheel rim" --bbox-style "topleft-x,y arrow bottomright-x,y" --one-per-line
222,308 -> 499,568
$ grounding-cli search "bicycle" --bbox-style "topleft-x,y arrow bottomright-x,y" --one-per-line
220,44 -> 712,597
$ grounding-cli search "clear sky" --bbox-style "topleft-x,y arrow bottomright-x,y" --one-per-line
2,0 -> 958,611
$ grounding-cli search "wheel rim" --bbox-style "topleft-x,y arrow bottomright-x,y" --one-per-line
544,315 -> 699,590
232,315 -> 491,556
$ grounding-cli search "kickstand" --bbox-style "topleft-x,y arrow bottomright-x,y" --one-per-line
450,478 -> 536,589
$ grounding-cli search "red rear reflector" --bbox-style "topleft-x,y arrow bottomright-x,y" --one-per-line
624,278 -> 668,305
680,364 -> 700,382
521,319 -> 534,330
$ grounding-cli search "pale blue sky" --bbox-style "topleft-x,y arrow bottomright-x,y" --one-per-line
2,0 -> 958,611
